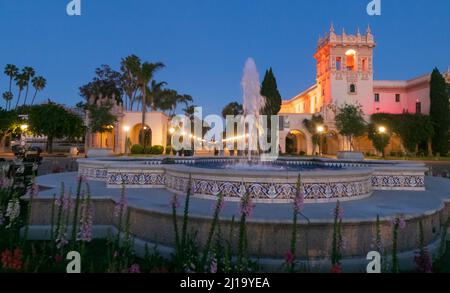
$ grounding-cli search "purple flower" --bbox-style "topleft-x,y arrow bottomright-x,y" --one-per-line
293,189 -> 304,212
239,195 -> 255,218
77,194 -> 94,242
114,193 -> 128,218
26,183 -> 39,199
55,193 -> 74,211
392,215 -> 407,230
170,195 -> 181,209
333,201 -> 344,221
284,251 -> 295,264
210,258 -> 218,274
129,264 -> 141,273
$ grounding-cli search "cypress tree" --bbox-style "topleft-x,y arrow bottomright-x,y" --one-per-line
261,68 -> 282,116
429,68 -> 449,156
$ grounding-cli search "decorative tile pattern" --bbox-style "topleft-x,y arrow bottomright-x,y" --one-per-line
107,172 -> 166,186
371,175 -> 425,189
168,177 -> 372,201
79,167 -> 108,180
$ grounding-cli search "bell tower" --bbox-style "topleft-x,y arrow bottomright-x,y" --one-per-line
315,25 -> 376,116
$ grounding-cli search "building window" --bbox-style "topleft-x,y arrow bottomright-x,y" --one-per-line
395,94 -> 401,103
349,84 -> 356,94
416,102 -> 422,114
336,57 -> 342,71
345,49 -> 356,71
374,93 -> 380,102
361,58 -> 368,71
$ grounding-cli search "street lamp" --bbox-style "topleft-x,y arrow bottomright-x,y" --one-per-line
378,126 -> 388,158
169,127 -> 175,134
123,125 -> 130,155
20,124 -> 29,147
317,125 -> 325,156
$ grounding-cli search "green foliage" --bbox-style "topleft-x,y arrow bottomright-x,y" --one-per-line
261,68 -> 282,116
165,145 -> 173,155
429,68 -> 450,156
335,104 -> 366,149
86,103 -> 117,134
149,145 -> 164,155
303,114 -> 325,148
371,113 -> 434,154
28,103 -> 85,153
221,102 -> 244,118
367,123 -> 392,155
130,144 -> 144,155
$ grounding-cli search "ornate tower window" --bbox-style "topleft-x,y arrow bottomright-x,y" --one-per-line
345,49 -> 356,71
374,93 -> 380,102
361,57 -> 368,71
336,57 -> 342,70
349,84 -> 357,94
395,94 -> 401,103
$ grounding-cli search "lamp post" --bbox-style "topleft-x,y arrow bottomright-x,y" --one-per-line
378,126 -> 387,158
20,124 -> 29,147
317,125 -> 325,156
123,126 -> 130,155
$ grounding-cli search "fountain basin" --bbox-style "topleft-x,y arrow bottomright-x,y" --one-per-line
77,157 -> 427,203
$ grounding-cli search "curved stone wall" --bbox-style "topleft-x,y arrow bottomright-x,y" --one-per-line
78,157 -> 427,203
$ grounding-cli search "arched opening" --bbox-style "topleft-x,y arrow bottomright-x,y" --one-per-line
324,131 -> 340,155
131,124 -> 152,147
285,130 -> 308,155
345,49 -> 356,71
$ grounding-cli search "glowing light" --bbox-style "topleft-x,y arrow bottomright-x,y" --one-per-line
378,126 -> 387,134
317,126 -> 325,133
20,124 -> 29,131
123,126 -> 130,132
169,127 -> 175,134
345,49 -> 356,56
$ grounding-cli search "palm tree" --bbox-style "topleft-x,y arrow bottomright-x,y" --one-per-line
2,91 -> 13,110
4,64 -> 19,93
14,73 -> 27,109
31,76 -> 47,105
22,66 -> 36,105
131,62 -> 165,144
121,55 -> 141,111
146,80 -> 167,111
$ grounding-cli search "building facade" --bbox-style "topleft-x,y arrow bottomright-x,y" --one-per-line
279,25 -> 450,156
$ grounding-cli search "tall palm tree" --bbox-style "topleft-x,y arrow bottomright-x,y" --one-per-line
2,91 -> 13,110
146,80 -> 167,111
121,55 -> 141,111
31,76 -> 47,105
4,64 -> 19,93
131,62 -> 165,144
22,66 -> 35,105
14,73 -> 27,109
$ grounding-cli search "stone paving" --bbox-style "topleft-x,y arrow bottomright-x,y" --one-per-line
36,172 -> 450,223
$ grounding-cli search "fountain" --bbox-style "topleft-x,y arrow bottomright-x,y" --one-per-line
241,58 -> 266,162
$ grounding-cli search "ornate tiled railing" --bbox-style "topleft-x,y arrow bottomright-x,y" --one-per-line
77,157 -> 427,202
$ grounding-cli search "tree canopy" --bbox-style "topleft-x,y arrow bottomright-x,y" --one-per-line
261,68 -> 282,116
222,102 -> 244,118
28,103 -> 85,153
429,68 -> 449,156
335,103 -> 366,150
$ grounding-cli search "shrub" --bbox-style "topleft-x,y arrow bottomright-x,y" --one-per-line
150,145 -> 164,155
299,151 -> 306,156
143,147 -> 153,154
130,144 -> 144,155
165,145 -> 173,155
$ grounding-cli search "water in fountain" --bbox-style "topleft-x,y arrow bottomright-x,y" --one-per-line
241,58 -> 266,162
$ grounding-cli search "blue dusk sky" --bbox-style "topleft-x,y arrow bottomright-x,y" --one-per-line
0,0 -> 449,115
